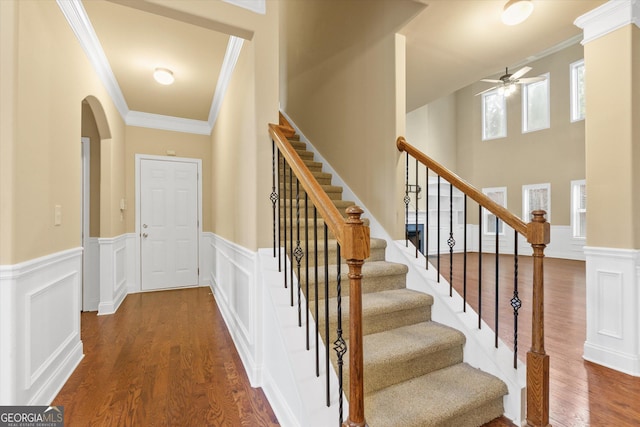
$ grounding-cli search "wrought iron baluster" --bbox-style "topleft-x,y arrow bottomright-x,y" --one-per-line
512,231 -> 521,369
314,207 -> 319,376
295,178 -> 303,325
283,159 -> 288,289
404,153 -> 410,247
334,243 -> 346,426
448,182 -> 455,296
277,150 -> 281,272
415,159 -> 419,258
271,141 -> 278,258
437,176 -> 441,282
425,167 -> 429,269
324,223 -> 330,407
463,195 -> 467,312
478,205 -> 482,329
495,216 -> 499,348
289,165 -> 294,306
305,194 -> 310,350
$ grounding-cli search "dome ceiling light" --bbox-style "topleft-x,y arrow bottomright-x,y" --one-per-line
502,0 -> 534,26
153,67 -> 174,85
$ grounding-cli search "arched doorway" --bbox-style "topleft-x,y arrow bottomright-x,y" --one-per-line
81,96 -> 110,311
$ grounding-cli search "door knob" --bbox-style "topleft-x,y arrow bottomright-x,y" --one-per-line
143,224 -> 148,228
142,233 -> 148,238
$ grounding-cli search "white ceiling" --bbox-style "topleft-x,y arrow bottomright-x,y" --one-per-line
65,0 -> 607,132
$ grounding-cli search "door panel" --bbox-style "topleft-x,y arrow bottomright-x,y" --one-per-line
141,159 -> 198,291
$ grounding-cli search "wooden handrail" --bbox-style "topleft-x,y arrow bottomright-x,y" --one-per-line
396,136 -> 527,236
270,120 -> 370,427
397,135 -> 550,427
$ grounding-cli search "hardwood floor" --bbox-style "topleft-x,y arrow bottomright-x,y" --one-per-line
53,287 -> 278,427
54,257 -> 640,426
431,254 -> 640,427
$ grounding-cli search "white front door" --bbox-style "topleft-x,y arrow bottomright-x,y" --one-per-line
140,159 -> 199,291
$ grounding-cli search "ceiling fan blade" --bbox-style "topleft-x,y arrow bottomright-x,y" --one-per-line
518,76 -> 546,84
480,79 -> 502,83
510,66 -> 532,80
475,86 -> 499,96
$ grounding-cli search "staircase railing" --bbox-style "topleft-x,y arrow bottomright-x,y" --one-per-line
397,136 -> 550,427
269,115 -> 370,427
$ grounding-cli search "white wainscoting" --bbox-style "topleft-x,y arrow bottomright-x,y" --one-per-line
205,233 -> 262,386
0,248 -> 84,405
98,234 -> 134,315
584,247 -> 640,376
83,237 -> 100,311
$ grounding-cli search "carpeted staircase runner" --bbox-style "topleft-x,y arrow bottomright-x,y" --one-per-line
281,133 -> 508,427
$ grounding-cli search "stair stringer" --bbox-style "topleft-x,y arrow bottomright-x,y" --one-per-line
280,110 -> 525,426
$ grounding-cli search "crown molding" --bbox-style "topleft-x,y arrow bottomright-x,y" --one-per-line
208,36 -> 244,128
126,111 -> 211,135
222,0 -> 266,15
575,0 -> 640,45
58,0 -> 241,136
56,0 -> 129,119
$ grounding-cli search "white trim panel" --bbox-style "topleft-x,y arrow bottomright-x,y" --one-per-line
584,246 -> 640,376
98,234 -> 133,315
0,249 -> 84,405
206,233 -> 260,385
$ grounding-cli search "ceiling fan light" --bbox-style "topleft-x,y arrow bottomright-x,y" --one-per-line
153,67 -> 174,85
502,0 -> 534,26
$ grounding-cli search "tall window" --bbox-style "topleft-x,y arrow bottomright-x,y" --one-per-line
522,73 -> 550,133
522,183 -> 551,223
482,187 -> 506,235
571,60 -> 586,122
571,180 -> 586,238
482,90 -> 506,140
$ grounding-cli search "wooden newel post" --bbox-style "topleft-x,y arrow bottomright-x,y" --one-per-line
341,206 -> 370,427
526,210 -> 551,427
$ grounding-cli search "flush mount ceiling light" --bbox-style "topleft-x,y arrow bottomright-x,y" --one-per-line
153,67 -> 174,85
502,0 -> 534,26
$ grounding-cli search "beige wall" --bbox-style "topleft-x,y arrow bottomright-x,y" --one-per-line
282,0 -> 424,238
455,43 -> 586,226
1,0 -> 125,264
584,25 -> 640,248
124,126 -> 212,232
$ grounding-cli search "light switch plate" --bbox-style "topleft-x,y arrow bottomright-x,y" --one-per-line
54,205 -> 62,226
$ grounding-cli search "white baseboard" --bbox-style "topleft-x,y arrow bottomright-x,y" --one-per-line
0,248 -> 84,405
584,246 -> 640,376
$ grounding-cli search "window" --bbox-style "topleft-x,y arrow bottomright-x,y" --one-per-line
482,187 -> 506,235
571,60 -> 586,122
522,183 -> 551,223
571,180 -> 586,238
482,90 -> 506,140
522,73 -> 550,133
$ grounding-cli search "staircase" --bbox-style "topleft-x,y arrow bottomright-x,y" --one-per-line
280,133 -> 508,426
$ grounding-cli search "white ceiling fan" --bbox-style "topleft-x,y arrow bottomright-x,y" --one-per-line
475,66 -> 546,96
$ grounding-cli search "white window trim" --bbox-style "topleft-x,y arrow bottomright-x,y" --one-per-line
482,187 -> 507,235
482,89 -> 507,141
571,179 -> 586,239
570,59 -> 585,122
522,183 -> 551,224
522,73 -> 550,134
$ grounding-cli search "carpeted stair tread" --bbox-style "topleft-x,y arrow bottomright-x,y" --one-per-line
365,363 -> 508,427
319,289 -> 433,337
301,260 -> 408,299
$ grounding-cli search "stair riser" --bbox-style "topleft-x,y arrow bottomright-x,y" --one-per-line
281,245 -> 386,265
295,270 -> 406,300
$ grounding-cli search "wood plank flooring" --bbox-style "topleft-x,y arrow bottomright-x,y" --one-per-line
53,287 -> 278,427
54,256 -> 640,426
431,254 -> 640,427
